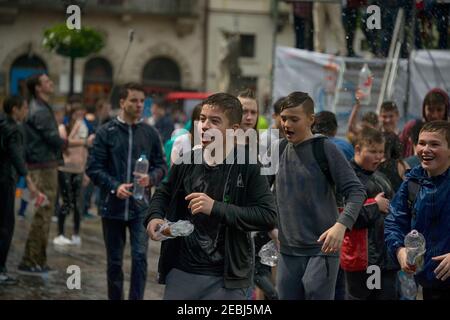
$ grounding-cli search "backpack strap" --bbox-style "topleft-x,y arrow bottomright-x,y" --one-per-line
312,137 -> 335,188
278,138 -> 288,158
407,180 -> 420,220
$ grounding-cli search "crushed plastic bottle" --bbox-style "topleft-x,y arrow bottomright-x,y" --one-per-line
258,240 -> 279,267
398,270 -> 417,300
405,229 -> 426,272
21,189 -> 49,209
133,154 -> 149,200
156,220 -> 195,241
357,63 -> 373,105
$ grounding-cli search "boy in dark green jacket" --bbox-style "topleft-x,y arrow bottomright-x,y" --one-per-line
145,93 -> 277,300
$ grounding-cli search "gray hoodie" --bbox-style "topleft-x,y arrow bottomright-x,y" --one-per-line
276,135 -> 366,256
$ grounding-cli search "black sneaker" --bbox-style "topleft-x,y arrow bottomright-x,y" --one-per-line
0,273 -> 18,285
17,264 -> 47,276
40,265 -> 57,274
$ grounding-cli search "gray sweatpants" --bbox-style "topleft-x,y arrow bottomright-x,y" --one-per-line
277,254 -> 339,300
163,268 -> 248,300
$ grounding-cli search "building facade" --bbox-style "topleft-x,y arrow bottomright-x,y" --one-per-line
0,0 -> 207,108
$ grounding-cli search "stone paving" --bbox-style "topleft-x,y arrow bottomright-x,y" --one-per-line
0,205 -> 164,300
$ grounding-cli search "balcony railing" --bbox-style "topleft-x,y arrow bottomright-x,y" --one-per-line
1,0 -> 199,17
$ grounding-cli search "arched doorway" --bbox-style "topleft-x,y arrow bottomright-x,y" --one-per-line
9,54 -> 47,96
83,57 -> 113,110
142,57 -> 181,94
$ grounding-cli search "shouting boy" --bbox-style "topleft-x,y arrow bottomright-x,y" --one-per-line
275,91 -> 366,300
145,93 -> 277,300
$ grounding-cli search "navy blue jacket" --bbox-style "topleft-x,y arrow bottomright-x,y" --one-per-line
86,117 -> 167,221
385,166 -> 450,289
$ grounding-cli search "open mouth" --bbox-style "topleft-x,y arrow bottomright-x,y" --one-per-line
421,155 -> 435,163
284,129 -> 294,139
201,132 -> 215,144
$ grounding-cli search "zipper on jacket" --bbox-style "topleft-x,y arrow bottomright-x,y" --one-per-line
125,125 -> 133,221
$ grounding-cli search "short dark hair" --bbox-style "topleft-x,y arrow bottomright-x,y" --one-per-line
118,82 -> 145,101
420,120 -> 450,147
273,97 -> 285,115
410,120 -> 424,146
281,91 -> 314,115
201,92 -> 243,125
362,111 -> 379,128
2,96 -> 25,115
380,101 -> 399,114
237,88 -> 256,100
312,111 -> 338,137
26,73 -> 46,99
355,126 -> 384,148
423,91 -> 447,108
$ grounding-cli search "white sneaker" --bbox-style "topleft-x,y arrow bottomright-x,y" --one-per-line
53,235 -> 72,246
71,235 -> 81,246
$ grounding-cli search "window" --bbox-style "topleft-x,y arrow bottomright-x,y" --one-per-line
240,34 -> 255,58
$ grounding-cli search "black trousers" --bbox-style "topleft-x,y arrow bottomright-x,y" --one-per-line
57,172 -> 82,236
0,180 -> 15,271
346,269 -> 399,300
423,287 -> 450,300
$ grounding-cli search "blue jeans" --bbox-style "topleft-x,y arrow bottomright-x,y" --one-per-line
102,217 -> 149,300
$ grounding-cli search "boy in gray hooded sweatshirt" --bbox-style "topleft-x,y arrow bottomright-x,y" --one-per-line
275,92 -> 366,300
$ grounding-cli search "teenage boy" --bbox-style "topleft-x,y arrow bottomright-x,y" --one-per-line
379,101 -> 400,134
145,93 -> 277,300
275,91 -> 366,300
0,96 -> 38,284
342,127 -> 398,300
385,120 -> 450,300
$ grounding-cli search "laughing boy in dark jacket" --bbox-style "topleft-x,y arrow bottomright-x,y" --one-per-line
385,121 -> 450,300
145,93 -> 277,300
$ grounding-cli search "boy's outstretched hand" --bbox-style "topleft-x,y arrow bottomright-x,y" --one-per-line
432,253 -> 450,281
318,222 -> 346,254
186,193 -> 214,215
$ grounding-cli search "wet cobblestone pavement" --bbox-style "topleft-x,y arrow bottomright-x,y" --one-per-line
0,207 -> 164,300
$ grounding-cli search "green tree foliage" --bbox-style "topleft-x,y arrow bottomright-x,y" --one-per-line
43,23 -> 105,58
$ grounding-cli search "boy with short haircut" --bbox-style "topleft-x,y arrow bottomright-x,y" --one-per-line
275,91 -> 366,300
342,127 -> 398,300
145,93 -> 277,300
385,120 -> 450,300
379,101 -> 400,134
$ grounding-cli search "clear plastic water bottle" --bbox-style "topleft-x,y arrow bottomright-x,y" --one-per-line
156,220 -> 194,241
357,63 -> 373,105
133,154 -> 149,200
258,240 -> 279,267
398,270 -> 417,300
398,230 -> 426,300
405,229 -> 426,271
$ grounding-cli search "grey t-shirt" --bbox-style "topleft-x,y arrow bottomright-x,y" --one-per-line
276,135 -> 366,256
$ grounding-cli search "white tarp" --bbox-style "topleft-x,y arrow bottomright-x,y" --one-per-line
273,46 -> 450,133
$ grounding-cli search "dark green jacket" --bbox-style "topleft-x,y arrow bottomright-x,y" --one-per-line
145,146 -> 277,289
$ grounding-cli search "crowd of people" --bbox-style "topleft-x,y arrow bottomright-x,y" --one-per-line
0,72 -> 449,300
290,1 -> 449,57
